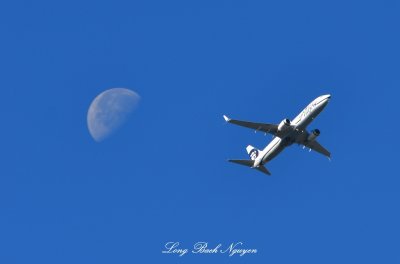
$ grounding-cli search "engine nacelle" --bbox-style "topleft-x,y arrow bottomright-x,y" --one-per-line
278,118 -> 291,132
307,129 -> 320,142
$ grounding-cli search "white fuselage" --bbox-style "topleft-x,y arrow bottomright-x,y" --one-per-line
253,95 -> 331,167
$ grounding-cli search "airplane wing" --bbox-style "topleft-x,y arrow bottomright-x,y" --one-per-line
303,140 -> 331,158
223,115 -> 278,135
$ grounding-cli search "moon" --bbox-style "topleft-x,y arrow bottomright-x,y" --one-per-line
87,88 -> 140,142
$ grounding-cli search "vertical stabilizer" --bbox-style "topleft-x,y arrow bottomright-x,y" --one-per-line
246,145 -> 260,161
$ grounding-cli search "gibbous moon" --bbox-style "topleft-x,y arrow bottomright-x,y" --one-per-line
87,88 -> 140,142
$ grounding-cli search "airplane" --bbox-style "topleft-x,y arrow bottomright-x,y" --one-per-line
223,94 -> 331,175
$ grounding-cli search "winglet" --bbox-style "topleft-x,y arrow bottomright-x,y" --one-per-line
223,115 -> 231,122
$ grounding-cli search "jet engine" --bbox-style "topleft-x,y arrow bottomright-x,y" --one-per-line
307,129 -> 320,142
278,118 -> 291,132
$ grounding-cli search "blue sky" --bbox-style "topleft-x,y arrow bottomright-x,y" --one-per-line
0,0 -> 399,263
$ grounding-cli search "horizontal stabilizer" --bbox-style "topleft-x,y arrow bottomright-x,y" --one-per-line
228,159 -> 254,167
228,160 -> 272,176
256,165 -> 272,175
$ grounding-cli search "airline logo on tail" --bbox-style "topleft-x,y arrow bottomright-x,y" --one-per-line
246,145 -> 259,160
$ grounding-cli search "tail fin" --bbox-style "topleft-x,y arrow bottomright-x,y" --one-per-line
246,145 -> 260,160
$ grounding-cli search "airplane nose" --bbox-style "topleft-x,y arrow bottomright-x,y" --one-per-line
321,94 -> 331,101
318,94 -> 331,105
